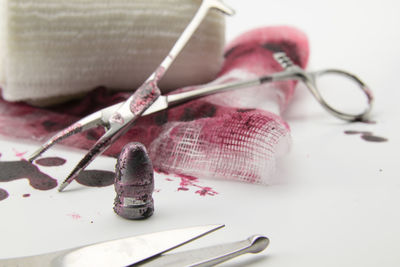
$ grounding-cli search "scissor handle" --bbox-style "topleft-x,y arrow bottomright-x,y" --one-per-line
302,68 -> 374,122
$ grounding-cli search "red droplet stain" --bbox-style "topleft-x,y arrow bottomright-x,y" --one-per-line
67,213 -> 82,220
12,148 -> 27,158
195,187 -> 218,197
0,188 -> 9,201
176,174 -> 218,197
178,187 -> 189,191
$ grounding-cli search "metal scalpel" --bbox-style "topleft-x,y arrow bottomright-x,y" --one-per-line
0,224 -> 269,267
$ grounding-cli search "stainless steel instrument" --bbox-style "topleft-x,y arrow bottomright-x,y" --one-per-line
0,224 -> 269,267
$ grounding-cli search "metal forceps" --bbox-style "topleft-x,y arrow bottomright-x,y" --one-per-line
28,0 -> 235,192
272,52 -> 374,121
28,2 -> 373,192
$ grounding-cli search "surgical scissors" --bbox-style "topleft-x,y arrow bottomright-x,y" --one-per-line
28,3 -> 373,192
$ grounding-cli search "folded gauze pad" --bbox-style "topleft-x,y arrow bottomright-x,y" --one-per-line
0,0 -> 226,105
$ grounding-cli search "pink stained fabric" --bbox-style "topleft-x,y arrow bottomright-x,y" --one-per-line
0,26 -> 309,184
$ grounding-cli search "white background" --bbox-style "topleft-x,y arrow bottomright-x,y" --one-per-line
1,0 -> 400,266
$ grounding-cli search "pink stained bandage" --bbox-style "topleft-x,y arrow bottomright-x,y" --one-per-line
0,26 -> 309,185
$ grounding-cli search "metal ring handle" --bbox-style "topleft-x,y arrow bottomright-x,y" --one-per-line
303,69 -> 374,122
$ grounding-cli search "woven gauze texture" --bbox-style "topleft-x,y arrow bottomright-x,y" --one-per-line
148,26 -> 309,184
0,0 -> 225,103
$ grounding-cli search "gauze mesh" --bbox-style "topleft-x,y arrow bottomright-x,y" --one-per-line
148,26 -> 309,184
150,110 -> 291,184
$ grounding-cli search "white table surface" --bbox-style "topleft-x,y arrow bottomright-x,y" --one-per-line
1,0 -> 399,266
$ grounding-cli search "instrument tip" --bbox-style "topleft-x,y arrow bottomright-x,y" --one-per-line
58,181 -> 69,192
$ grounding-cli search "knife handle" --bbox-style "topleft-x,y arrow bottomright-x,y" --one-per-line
139,235 -> 269,267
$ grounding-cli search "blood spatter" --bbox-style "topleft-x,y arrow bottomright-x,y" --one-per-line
344,130 -> 372,135
35,157 -> 66,167
344,130 -> 388,143
129,79 -> 161,115
0,188 -> 9,201
67,213 -> 82,220
195,187 -> 217,197
176,174 -> 218,197
361,135 -> 388,143
0,160 -> 57,190
12,149 -> 27,158
75,170 -> 114,187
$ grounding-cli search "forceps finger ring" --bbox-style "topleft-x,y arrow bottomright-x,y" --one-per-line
304,69 -> 373,121
273,52 -> 374,122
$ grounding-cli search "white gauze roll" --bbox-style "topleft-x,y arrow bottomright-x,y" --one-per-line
0,0 -> 226,105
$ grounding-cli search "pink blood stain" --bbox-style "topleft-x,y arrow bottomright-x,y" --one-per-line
176,174 -> 218,197
0,26 -> 310,184
196,187 -> 217,197
12,148 -> 27,159
129,81 -> 161,115
67,213 -> 82,220
129,66 -> 164,115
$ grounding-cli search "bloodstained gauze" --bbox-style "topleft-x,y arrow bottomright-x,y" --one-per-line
114,142 -> 154,220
